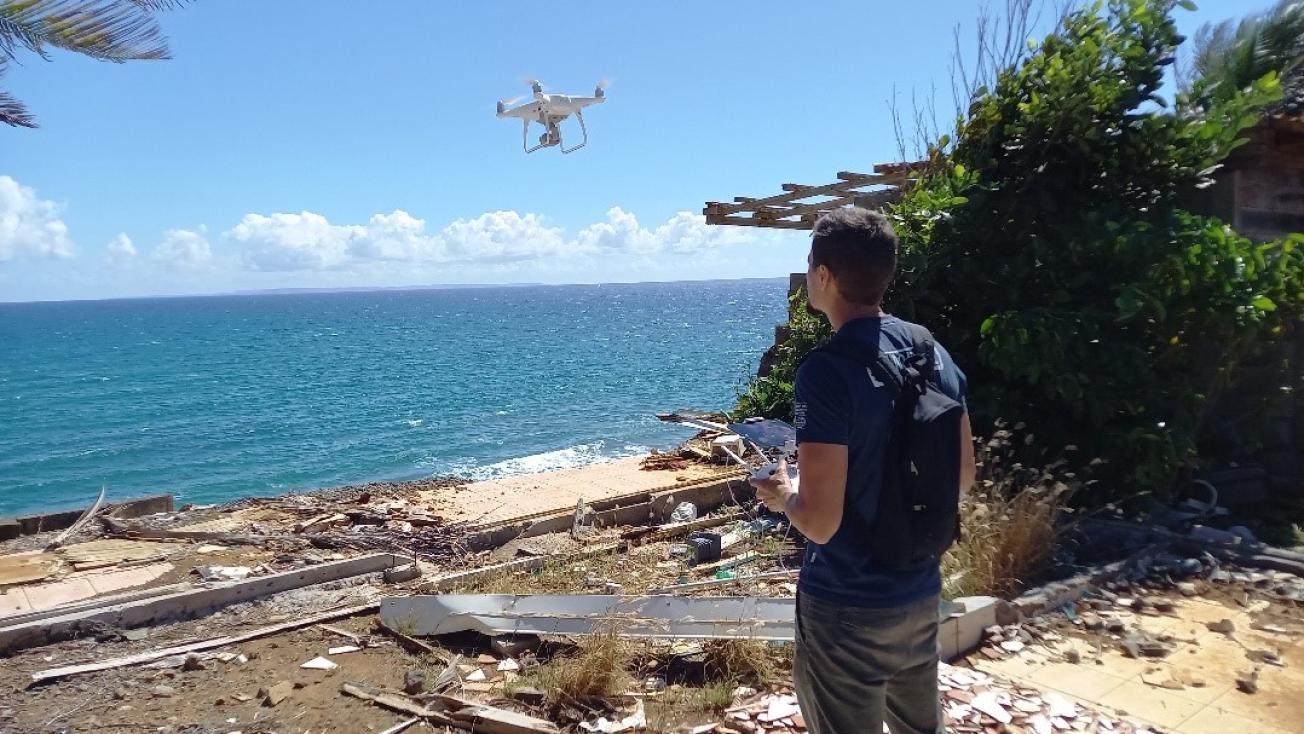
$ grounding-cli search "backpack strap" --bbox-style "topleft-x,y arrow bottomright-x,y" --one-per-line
809,321 -> 939,395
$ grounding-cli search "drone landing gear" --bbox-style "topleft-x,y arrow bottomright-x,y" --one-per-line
560,111 -> 588,154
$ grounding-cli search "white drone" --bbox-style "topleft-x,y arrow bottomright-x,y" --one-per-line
496,80 -> 607,154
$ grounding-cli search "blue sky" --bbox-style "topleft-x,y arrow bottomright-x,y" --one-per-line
0,0 -> 1268,302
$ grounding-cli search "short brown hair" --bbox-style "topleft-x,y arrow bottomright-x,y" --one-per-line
810,207 -> 898,306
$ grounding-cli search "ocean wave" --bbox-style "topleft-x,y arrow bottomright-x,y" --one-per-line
441,441 -> 649,482
404,419 -> 424,428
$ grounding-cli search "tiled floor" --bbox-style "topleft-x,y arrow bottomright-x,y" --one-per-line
424,457 -> 738,525
970,596 -> 1302,733
0,562 -> 173,616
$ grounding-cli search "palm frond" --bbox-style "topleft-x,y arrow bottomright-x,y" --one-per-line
0,1 -> 173,62
0,16 -> 50,60
0,89 -> 36,127
126,0 -> 192,10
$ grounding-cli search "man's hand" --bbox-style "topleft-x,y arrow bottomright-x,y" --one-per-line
749,458 -> 796,513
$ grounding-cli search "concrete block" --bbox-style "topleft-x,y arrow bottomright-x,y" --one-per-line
938,616 -> 961,661
384,563 -> 422,584
0,519 -> 19,541
952,595 -> 1000,657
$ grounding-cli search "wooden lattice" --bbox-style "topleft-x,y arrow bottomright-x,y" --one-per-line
703,162 -> 925,230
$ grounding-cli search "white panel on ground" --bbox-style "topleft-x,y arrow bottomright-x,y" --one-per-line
380,594 -> 797,640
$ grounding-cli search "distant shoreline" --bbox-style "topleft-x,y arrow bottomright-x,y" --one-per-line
0,275 -> 787,306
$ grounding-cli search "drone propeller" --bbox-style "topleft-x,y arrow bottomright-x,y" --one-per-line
499,93 -> 531,108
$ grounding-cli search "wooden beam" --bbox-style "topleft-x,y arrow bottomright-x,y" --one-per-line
29,602 -> 381,685
707,216 -> 814,230
708,171 -> 910,217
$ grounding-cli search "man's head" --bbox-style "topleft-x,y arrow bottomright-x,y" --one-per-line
805,207 -> 898,316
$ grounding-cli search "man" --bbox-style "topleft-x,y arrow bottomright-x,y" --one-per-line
751,207 -> 975,734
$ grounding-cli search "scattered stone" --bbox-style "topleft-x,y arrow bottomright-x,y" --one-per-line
1177,558 -> 1203,577
1208,619 -> 1236,635
1106,619 -> 1127,634
1159,679 -> 1185,690
122,629 -> 148,642
232,693 -> 253,702
1065,648 -> 1081,664
215,697 -> 226,706
112,688 -> 130,701
182,655 -> 206,672
403,670 -> 426,695
151,685 -> 175,698
1001,640 -> 1026,653
1083,615 -> 1104,631
1210,570 -> 1232,584
1153,600 -> 1175,613
293,681 -> 308,689
1236,671 -> 1259,694
477,654 -> 498,664
259,681 -> 293,707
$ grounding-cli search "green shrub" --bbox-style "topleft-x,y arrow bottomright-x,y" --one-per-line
735,0 -> 1304,500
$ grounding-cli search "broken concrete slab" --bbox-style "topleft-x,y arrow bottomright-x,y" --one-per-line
3,494 -> 174,538
381,594 -> 797,640
1,552 -> 411,654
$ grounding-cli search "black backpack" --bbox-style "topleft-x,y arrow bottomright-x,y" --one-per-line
808,322 -> 964,572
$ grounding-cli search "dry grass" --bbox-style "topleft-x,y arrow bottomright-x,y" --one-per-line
701,639 -> 789,685
524,629 -> 637,707
943,423 -> 1071,599
451,548 -> 664,595
943,486 -> 1062,598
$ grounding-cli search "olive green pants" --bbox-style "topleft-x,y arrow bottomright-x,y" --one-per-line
793,592 -> 944,734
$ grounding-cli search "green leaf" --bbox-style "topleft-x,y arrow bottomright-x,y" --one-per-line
1251,296 -> 1277,311
980,317 -> 996,336
1176,0 -> 1197,11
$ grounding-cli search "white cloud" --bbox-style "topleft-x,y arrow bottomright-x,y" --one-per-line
0,175 -> 74,262
153,227 -> 211,270
106,233 -> 137,264
352,210 -> 446,262
576,207 -> 752,255
229,211 -> 354,271
219,207 -> 763,272
441,210 -> 571,261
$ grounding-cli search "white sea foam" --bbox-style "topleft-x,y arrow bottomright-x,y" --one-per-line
442,441 -> 650,482
405,419 -> 424,428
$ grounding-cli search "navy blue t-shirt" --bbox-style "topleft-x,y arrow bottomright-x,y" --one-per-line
794,315 -> 968,608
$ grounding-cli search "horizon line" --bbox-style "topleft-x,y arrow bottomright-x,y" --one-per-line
0,274 -> 790,306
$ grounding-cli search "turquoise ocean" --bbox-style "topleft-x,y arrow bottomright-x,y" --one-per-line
0,279 -> 787,516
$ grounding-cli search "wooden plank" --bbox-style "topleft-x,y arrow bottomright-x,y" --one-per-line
29,602 -> 380,685
1,552 -> 411,654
